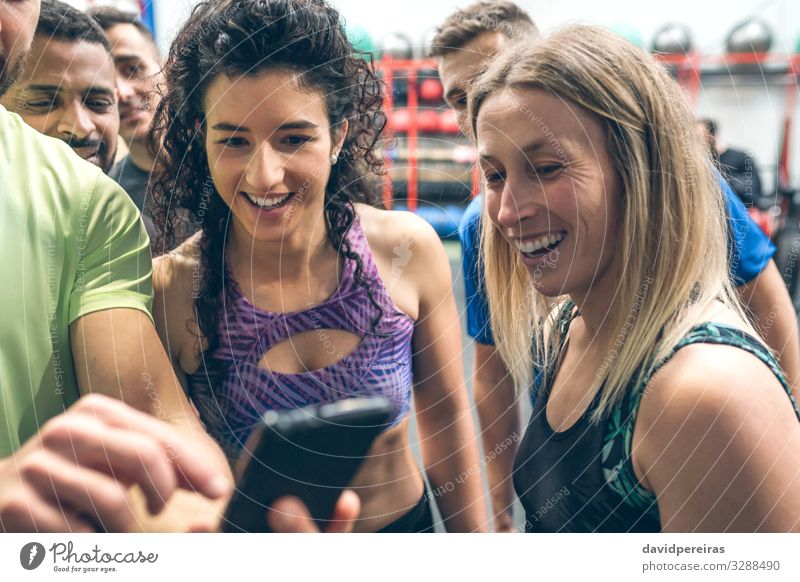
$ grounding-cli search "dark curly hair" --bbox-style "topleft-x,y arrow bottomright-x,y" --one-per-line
150,0 -> 386,373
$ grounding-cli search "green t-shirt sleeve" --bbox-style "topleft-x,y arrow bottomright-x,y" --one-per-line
68,171 -> 154,324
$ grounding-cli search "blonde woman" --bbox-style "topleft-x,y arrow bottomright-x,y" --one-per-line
470,26 -> 800,532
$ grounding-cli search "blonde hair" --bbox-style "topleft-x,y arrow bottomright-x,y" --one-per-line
469,25 -> 754,419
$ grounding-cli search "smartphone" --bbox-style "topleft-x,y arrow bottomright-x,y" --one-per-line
221,397 -> 394,533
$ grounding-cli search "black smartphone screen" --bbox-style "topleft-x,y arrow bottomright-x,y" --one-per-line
222,397 -> 393,533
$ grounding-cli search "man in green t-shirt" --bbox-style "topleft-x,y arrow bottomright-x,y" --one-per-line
0,0 -> 357,533
0,0 -> 237,532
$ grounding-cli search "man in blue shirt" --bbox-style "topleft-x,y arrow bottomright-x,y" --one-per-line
431,0 -> 800,532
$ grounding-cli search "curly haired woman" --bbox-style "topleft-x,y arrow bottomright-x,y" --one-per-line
149,0 -> 486,533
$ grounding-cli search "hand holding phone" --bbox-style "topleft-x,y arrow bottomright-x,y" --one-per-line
222,397 -> 393,533
267,490 -> 361,533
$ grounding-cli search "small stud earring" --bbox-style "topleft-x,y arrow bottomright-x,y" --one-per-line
330,153 -> 338,165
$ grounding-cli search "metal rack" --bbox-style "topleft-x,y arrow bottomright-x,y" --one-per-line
377,57 -> 479,213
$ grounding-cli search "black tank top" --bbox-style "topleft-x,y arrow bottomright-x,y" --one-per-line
513,302 -> 799,533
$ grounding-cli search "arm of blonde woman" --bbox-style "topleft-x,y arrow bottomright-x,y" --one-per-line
405,221 -> 488,532
634,343 -> 800,532
737,260 -> 800,401
71,309 -> 234,532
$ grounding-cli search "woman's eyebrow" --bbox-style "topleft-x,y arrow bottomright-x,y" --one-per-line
210,120 -> 319,132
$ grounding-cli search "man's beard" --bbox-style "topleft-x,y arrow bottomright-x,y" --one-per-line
66,136 -> 116,174
0,51 -> 28,98
101,144 -> 118,174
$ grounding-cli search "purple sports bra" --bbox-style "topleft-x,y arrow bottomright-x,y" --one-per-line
188,217 -> 415,458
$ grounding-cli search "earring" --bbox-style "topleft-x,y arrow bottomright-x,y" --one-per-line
330,153 -> 338,165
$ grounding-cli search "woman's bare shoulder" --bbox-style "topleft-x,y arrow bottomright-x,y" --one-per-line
633,326 -> 800,531
355,203 -> 442,261
153,231 -> 203,296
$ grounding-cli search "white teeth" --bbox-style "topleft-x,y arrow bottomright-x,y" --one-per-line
244,193 -> 291,208
517,232 -> 565,254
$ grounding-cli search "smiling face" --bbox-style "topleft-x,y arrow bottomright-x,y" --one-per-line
477,87 -> 622,299
1,37 -> 118,172
104,23 -> 161,145
203,69 -> 345,246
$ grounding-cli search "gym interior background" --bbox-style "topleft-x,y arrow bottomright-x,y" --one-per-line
66,0 -> 800,526
73,0 -> 800,308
